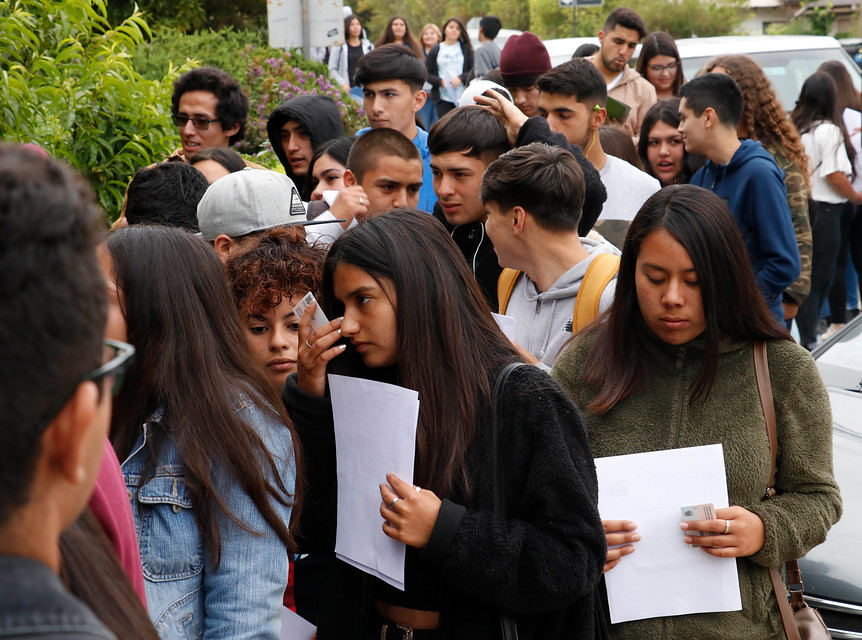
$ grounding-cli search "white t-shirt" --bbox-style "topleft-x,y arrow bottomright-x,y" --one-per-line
597,155 -> 661,222
802,121 -> 853,204
437,42 -> 465,105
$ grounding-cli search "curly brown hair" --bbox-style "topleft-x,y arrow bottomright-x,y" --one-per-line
702,55 -> 809,190
226,226 -> 326,317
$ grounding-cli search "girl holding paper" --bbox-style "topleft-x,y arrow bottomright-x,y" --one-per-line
287,208 -> 607,639
551,185 -> 842,639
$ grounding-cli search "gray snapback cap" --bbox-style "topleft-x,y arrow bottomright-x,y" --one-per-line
197,168 -> 310,241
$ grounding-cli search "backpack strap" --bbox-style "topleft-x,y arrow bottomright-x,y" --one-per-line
572,253 -> 620,333
497,268 -> 521,315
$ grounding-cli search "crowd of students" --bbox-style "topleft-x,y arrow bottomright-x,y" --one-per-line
2,5 -> 860,640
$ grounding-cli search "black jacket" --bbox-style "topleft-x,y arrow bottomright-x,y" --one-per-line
266,95 -> 344,199
425,42 -> 476,105
283,365 -> 606,640
432,203 -> 501,312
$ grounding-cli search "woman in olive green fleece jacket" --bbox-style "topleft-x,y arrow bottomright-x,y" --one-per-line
551,185 -> 842,640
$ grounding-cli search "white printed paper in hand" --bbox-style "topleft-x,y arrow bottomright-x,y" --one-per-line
595,444 -> 741,623
293,291 -> 329,333
329,374 -> 419,590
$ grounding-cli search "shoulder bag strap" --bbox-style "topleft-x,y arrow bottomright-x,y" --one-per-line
572,253 -> 620,333
754,342 -> 803,640
491,361 -> 526,640
497,269 -> 521,316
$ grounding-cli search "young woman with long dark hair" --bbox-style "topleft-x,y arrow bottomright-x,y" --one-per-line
103,226 -> 300,640
329,14 -> 374,93
375,16 -> 423,59
551,185 -> 841,639
704,54 -> 813,324
636,32 -> 684,100
285,208 -> 606,639
637,98 -> 701,186
791,72 -> 861,349
425,18 -> 474,117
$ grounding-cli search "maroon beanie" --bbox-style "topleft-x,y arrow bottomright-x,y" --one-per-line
499,32 -> 551,86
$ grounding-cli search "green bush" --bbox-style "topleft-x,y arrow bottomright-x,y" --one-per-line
0,0 -> 187,219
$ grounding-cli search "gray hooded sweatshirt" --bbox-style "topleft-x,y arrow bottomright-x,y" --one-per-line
506,238 -> 618,370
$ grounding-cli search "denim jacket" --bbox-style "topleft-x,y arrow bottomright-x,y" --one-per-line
121,394 -> 295,640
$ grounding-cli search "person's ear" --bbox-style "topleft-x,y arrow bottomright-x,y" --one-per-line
222,121 -> 241,141
213,234 -> 234,262
701,107 -> 716,129
413,89 -> 427,113
592,105 -> 607,129
343,169 -> 358,188
512,206 -> 528,235
43,380 -> 101,487
597,31 -> 606,46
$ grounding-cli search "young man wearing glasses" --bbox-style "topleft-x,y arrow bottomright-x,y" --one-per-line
169,66 -> 261,165
0,144 -> 135,638
587,7 -> 656,135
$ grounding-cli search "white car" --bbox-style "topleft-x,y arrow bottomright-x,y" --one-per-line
675,35 -> 862,112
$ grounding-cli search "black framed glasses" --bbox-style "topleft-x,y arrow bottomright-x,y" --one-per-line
171,114 -> 221,130
647,61 -> 679,75
35,339 -> 135,434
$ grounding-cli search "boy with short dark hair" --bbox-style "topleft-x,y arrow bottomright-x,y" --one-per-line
679,73 -> 800,322
587,7 -> 656,134
344,128 -> 424,217
353,44 -> 436,212
537,58 -> 659,247
482,142 -> 618,369
126,162 -> 208,231
475,15 -> 503,79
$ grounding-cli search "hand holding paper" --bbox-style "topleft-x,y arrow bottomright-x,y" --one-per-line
379,473 -> 442,548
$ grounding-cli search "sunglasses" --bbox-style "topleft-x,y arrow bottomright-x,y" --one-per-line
171,114 -> 221,130
647,61 -> 679,75
35,339 -> 135,433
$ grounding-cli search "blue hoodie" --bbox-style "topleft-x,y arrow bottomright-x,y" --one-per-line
691,139 -> 800,321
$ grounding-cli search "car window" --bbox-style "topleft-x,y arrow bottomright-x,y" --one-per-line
682,49 -> 862,112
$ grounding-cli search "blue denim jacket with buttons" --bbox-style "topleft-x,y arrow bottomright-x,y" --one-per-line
121,394 -> 294,640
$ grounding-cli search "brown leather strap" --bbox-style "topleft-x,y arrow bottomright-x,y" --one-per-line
770,567 -> 802,640
754,341 -> 778,496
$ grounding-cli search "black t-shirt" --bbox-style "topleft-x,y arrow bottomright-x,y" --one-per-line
347,43 -> 363,87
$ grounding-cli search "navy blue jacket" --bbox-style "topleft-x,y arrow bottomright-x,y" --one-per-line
691,139 -> 800,320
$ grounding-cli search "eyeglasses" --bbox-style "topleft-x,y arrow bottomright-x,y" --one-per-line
647,61 -> 679,75
171,114 -> 221,130
35,339 -> 135,434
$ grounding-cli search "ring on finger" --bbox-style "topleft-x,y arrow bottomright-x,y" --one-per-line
389,497 -> 401,510
305,338 -> 313,349
723,519 -> 731,535
414,486 -> 422,493
359,196 -> 364,206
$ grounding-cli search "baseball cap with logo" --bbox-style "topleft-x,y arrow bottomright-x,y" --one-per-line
197,168 -> 315,241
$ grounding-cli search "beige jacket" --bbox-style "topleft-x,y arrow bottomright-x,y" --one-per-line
605,65 -> 657,136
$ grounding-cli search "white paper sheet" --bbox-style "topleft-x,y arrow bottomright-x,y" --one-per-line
279,607 -> 315,640
595,444 -> 742,623
329,374 -> 419,591
491,312 -> 517,342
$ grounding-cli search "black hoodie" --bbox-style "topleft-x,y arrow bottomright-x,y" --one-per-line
266,95 -> 344,199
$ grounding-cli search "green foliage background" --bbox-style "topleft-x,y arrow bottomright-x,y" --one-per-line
0,0 -> 185,218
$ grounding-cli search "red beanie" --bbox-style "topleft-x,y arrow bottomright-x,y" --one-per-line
499,32 -> 551,86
